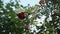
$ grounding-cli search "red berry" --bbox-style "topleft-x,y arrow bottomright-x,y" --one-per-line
25,26 -> 30,30
17,12 -> 25,19
51,14 -> 55,17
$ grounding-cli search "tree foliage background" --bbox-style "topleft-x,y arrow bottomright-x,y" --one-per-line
0,0 -> 60,34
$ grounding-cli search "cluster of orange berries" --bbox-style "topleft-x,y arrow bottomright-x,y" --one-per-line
39,0 -> 44,6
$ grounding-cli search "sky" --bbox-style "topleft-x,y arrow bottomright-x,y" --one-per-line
2,0 -> 40,6
20,0 -> 40,6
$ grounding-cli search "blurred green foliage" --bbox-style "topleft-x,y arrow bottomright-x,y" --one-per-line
0,0 -> 60,34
